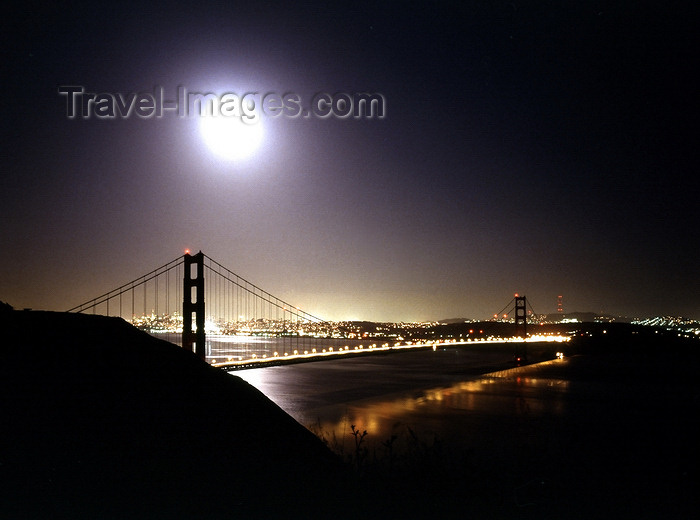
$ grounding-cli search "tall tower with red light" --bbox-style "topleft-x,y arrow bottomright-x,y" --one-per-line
557,295 -> 563,314
514,294 -> 528,363
183,250 -> 206,359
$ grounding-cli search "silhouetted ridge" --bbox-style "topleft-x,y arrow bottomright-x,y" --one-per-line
0,310 -> 346,519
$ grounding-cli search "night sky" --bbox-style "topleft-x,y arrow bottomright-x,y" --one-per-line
2,1 -> 698,321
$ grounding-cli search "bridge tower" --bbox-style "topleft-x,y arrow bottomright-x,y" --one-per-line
514,295 -> 527,363
514,295 -> 527,337
183,251 -> 206,359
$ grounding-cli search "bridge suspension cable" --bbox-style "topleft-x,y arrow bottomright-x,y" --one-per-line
493,295 -> 539,322
199,253 -> 336,363
66,251 -> 348,365
66,256 -> 183,317
202,253 -> 326,325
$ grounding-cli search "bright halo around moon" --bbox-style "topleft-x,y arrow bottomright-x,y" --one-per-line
199,116 -> 264,161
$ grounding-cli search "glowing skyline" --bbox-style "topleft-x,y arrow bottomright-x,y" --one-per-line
2,2 -> 697,321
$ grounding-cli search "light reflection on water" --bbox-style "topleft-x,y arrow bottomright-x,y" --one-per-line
238,363 -> 571,450
304,376 -> 571,448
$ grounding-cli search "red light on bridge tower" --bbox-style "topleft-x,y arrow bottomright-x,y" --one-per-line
557,295 -> 563,314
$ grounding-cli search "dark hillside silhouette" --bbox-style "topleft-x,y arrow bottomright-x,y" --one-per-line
0,309 -> 346,519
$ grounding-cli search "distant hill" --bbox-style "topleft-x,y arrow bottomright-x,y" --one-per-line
544,311 -> 630,323
0,310 -> 346,519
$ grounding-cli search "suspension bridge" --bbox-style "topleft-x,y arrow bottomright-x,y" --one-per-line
68,251 -> 563,368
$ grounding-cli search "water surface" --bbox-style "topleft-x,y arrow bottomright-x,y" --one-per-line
234,346 -> 569,448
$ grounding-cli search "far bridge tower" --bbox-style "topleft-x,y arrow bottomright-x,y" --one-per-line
514,294 -> 527,363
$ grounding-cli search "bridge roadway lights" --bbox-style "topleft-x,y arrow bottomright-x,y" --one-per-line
183,251 -> 206,359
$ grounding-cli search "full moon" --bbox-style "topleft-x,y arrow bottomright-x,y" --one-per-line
199,116 -> 264,161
